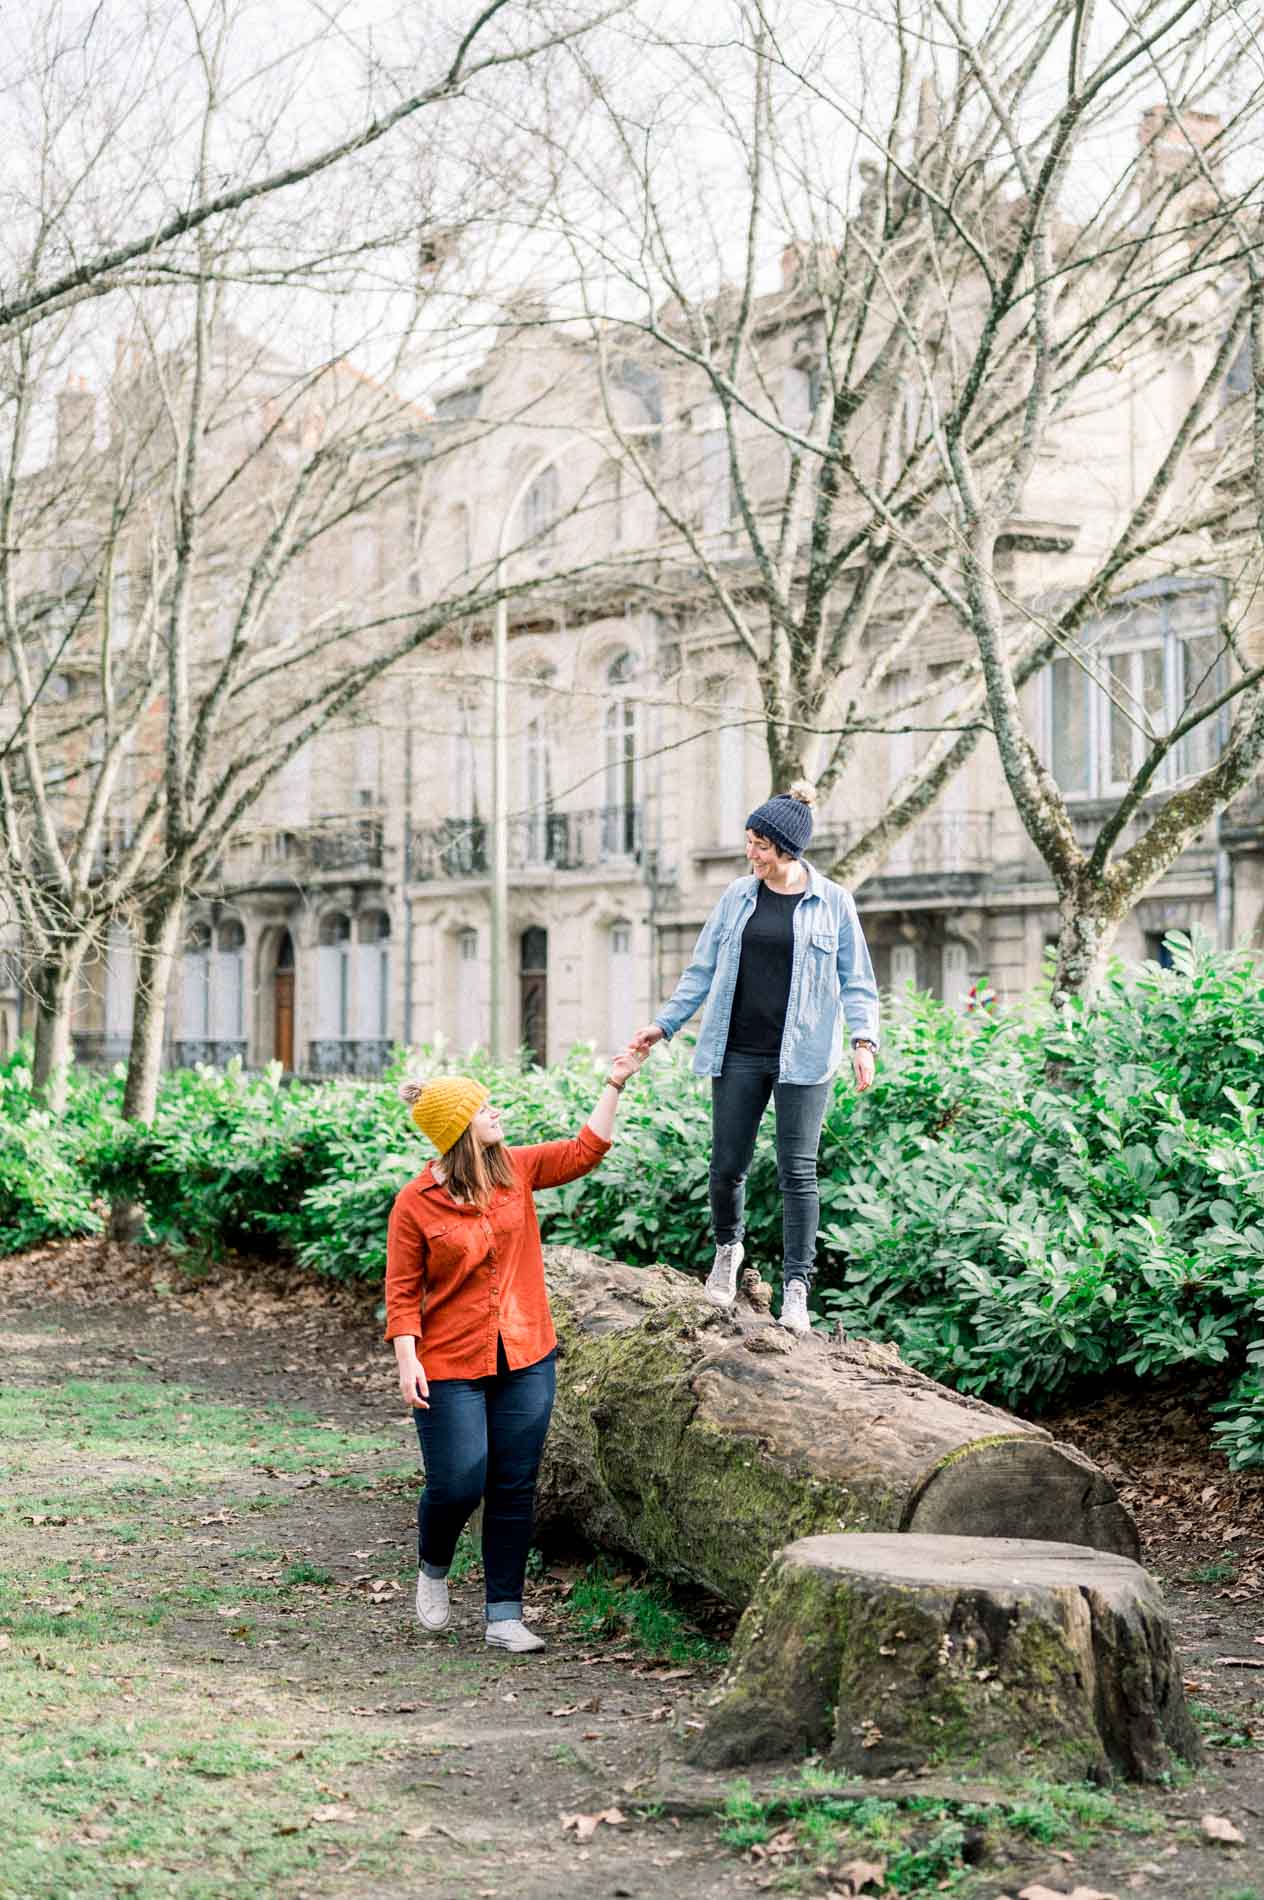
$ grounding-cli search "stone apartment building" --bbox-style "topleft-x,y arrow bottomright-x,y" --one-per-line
13,136 -> 1260,1078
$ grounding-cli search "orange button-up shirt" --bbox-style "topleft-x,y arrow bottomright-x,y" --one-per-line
383,1125 -> 611,1379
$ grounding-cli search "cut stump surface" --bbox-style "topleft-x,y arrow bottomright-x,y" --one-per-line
539,1248 -> 1138,1608
689,1532 -> 1200,1782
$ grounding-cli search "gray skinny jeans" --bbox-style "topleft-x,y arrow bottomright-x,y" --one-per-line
709,1049 -> 831,1287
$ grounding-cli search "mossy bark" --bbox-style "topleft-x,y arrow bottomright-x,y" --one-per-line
690,1533 -> 1200,1783
540,1248 -> 1138,1609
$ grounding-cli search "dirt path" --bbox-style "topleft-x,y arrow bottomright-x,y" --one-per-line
2,1243 -> 1262,1900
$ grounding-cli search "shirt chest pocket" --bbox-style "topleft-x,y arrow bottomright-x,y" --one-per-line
424,1222 -> 465,1274
810,927 -> 839,958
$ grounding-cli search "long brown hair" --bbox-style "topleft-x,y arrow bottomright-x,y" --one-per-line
435,1121 -> 517,1206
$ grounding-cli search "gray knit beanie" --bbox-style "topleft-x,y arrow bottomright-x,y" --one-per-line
744,780 -> 817,858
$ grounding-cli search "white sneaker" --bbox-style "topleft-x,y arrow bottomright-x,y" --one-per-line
704,1240 -> 744,1307
415,1570 -> 450,1632
778,1281 -> 811,1334
485,1617 -> 546,1653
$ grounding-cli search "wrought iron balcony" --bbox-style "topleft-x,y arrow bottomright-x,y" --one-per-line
716,811 -> 993,882
409,805 -> 644,881
172,1039 -> 249,1069
1220,786 -> 1264,844
306,1038 -> 393,1077
234,815 -> 385,878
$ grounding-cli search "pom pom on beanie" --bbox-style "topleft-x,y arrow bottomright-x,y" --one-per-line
398,1075 -> 489,1154
744,780 -> 816,858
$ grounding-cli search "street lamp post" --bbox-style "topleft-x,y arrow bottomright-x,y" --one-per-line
486,423 -> 657,1060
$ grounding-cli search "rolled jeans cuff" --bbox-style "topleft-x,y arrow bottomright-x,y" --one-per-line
485,1600 -> 523,1623
420,1561 -> 450,1581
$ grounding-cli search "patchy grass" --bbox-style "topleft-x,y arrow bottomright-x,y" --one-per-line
714,1766 -> 1170,1895
0,1371 -> 436,1899
0,1378 -> 383,1481
1189,1700 -> 1264,1753
563,1561 -> 728,1664
1185,1558 -> 1241,1585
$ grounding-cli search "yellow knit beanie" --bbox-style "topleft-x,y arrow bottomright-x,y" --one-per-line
398,1075 -> 489,1154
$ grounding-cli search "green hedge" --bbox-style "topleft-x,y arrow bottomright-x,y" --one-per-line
7,931 -> 1264,1465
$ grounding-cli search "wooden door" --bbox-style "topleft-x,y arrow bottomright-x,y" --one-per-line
274,971 -> 294,1069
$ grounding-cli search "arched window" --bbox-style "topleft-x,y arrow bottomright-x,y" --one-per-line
522,465 -> 559,548
600,458 -> 625,546
179,921 -> 212,1040
603,652 -> 638,858
940,940 -> 970,1008
448,691 -> 483,828
212,916 -> 246,1042
708,674 -> 747,846
104,922 -> 134,1050
519,927 -> 548,1067
317,911 -> 352,1040
356,910 -> 391,1041
448,502 -> 472,574
456,927 -> 480,1052
608,920 -> 634,1057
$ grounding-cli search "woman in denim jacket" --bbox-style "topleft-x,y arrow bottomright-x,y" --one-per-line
630,784 -> 879,1334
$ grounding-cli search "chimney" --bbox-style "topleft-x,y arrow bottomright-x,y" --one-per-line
56,375 -> 96,462
780,240 -> 836,293
1138,107 -> 1223,210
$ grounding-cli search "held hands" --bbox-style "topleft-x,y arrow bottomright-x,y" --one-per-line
608,1042 -> 649,1088
628,1023 -> 665,1057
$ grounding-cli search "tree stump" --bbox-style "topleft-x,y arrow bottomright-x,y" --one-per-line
539,1247 -> 1138,1609
688,1533 -> 1199,1783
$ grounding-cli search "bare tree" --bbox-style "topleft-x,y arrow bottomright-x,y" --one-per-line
0,0 -> 636,1113
548,1 -> 1262,956
0,0 -> 625,340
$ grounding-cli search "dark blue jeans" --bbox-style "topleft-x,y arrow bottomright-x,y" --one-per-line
413,1341 -> 556,1622
710,1049 -> 832,1287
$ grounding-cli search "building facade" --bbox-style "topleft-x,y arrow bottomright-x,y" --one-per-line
16,244 -> 1259,1076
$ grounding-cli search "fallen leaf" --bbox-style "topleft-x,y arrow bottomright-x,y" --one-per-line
1212,1655 -> 1264,1669
749,1829 -> 798,1862
401,1823 -> 432,1840
1018,1887 -> 1120,1900
309,1804 -> 354,1825
835,1856 -> 886,1894
560,1808 -> 627,1843
0,1635 -> 9,1651
1201,1814 -> 1245,1845
551,1706 -> 581,1718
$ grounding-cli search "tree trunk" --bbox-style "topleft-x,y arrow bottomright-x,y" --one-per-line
538,1249 -> 1138,1608
120,891 -> 184,1124
31,940 -> 88,1114
1052,885 -> 1127,1003
689,1532 -> 1199,1783
112,891 -> 184,1240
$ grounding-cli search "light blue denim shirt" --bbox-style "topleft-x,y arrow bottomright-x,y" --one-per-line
653,860 -> 880,1084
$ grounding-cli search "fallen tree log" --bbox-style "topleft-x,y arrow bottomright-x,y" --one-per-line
687,1533 -> 1198,1783
538,1248 -> 1138,1609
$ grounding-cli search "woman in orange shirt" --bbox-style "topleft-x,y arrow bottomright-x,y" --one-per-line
385,1053 -> 643,1654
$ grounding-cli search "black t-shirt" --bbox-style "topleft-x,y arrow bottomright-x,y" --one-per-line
725,880 -> 804,1057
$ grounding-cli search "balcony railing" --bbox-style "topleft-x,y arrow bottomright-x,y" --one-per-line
307,1038 -> 392,1077
236,816 -> 385,877
409,804 -> 644,881
173,1039 -> 248,1069
821,810 -> 994,879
